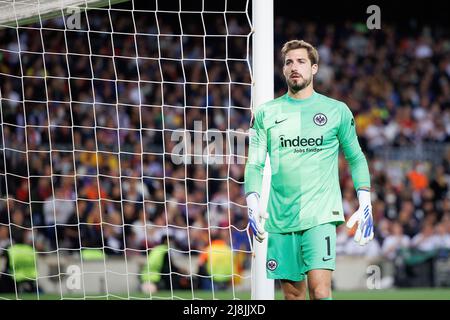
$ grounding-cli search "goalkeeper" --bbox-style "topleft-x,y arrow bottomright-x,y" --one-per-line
244,40 -> 373,300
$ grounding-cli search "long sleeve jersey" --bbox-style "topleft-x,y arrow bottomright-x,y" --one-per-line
244,91 -> 370,233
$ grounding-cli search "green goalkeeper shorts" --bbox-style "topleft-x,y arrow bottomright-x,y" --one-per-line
266,223 -> 336,282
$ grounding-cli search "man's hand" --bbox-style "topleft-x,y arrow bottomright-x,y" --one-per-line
346,189 -> 374,246
246,192 -> 268,243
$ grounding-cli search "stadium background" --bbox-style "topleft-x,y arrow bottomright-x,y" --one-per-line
1,0 -> 450,299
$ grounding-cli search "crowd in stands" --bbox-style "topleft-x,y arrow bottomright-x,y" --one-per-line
0,9 -> 450,288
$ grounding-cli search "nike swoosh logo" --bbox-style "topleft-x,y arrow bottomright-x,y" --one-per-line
322,257 -> 333,262
275,118 -> 287,124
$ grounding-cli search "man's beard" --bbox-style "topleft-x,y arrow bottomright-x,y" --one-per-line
286,75 -> 311,93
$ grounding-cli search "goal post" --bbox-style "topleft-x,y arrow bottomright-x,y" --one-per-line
251,0 -> 274,300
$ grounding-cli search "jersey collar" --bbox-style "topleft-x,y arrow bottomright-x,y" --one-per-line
284,91 -> 318,104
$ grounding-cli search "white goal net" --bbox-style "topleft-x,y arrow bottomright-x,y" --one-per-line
0,0 -> 256,300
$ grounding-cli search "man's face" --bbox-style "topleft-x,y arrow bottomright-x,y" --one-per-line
283,48 -> 318,93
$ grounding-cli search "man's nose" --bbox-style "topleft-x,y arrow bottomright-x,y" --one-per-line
290,61 -> 299,71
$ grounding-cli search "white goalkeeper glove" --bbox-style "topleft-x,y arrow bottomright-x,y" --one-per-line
246,192 -> 268,243
346,189 -> 374,246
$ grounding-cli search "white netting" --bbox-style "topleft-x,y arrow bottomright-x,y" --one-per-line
0,0 -> 254,300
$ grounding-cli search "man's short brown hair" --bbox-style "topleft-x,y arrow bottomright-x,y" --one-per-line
281,40 -> 319,65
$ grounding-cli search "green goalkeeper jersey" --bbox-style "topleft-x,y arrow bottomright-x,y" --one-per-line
244,91 -> 370,233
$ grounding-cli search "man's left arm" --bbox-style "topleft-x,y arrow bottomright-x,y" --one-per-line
337,103 -> 374,246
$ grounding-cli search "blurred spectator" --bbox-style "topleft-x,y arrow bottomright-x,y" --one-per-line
197,229 -> 234,290
429,165 -> 449,202
407,162 -> 429,193
398,201 -> 421,238
0,230 -> 38,293
140,235 -> 190,294
435,222 -> 450,250
43,188 -> 75,226
0,226 -> 10,250
381,221 -> 411,261
411,222 -> 440,252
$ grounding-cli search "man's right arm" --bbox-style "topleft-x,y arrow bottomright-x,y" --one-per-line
244,109 -> 267,196
244,109 -> 268,242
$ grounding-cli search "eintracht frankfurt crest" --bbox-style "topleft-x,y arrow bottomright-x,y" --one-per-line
313,113 -> 327,126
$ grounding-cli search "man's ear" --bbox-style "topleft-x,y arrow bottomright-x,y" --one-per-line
312,63 -> 318,75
